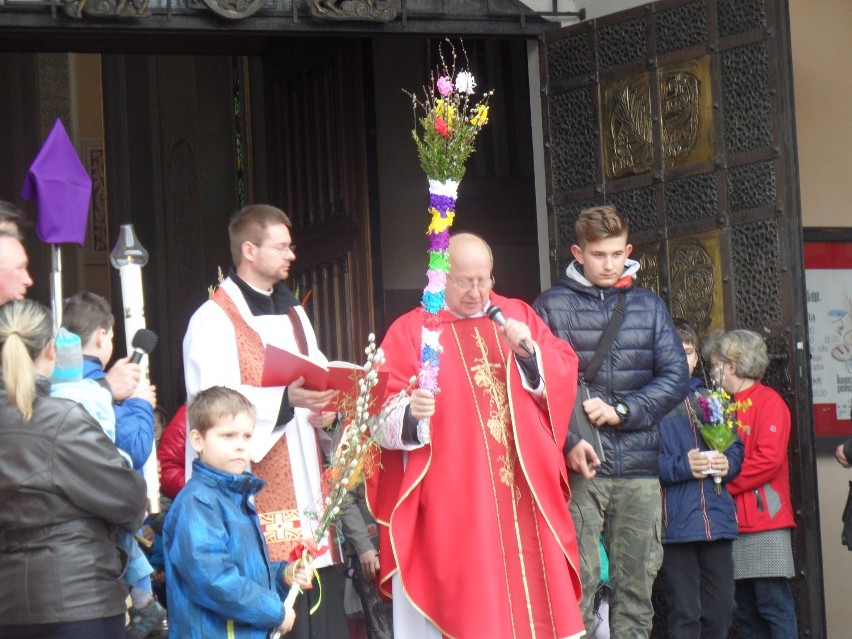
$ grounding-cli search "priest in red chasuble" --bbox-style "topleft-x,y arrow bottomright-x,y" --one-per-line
367,233 -> 585,639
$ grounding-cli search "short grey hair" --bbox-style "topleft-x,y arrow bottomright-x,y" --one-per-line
702,329 -> 769,380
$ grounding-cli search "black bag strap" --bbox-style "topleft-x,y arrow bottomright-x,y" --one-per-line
582,290 -> 627,384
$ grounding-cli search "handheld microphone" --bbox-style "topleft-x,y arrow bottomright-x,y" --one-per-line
486,306 -> 535,357
130,328 -> 158,364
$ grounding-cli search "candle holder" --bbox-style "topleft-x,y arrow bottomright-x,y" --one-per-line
110,224 -> 160,514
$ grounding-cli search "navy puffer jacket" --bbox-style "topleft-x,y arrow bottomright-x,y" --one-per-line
533,261 -> 689,477
659,378 -> 744,543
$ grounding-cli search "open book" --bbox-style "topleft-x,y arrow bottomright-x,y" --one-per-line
261,344 -> 388,415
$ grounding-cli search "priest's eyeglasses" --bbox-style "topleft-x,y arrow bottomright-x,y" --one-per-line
446,274 -> 496,292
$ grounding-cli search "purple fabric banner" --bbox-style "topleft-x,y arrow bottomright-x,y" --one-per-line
21,118 -> 91,246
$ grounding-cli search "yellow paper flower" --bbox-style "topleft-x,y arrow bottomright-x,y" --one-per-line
433,98 -> 457,127
471,104 -> 489,127
428,207 -> 455,233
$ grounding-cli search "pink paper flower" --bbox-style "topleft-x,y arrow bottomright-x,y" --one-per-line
436,76 -> 454,97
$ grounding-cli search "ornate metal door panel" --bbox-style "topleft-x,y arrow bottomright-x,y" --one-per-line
540,0 -> 823,636
263,39 -> 376,363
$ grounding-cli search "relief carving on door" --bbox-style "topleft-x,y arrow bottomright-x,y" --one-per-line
601,55 -> 714,180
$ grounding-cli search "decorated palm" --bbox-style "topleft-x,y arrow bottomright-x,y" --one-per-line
405,39 -> 493,393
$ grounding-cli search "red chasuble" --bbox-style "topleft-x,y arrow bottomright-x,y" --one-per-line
367,293 -> 584,639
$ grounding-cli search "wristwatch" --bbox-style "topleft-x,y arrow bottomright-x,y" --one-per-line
614,401 -> 630,423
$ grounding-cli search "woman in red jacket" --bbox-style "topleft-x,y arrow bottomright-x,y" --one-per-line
703,329 -> 797,639
158,405 -> 187,499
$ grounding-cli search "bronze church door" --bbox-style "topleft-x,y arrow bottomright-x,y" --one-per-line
538,0 -> 822,636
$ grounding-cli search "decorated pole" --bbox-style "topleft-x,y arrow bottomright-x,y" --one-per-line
407,40 -> 492,394
110,224 -> 160,514
50,246 -> 64,325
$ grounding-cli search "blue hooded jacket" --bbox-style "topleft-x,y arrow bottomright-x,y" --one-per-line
83,355 -> 154,469
659,377 -> 745,543
163,460 -> 289,638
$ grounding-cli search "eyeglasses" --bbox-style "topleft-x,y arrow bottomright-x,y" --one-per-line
711,361 -> 728,375
252,242 -> 296,256
446,274 -> 495,292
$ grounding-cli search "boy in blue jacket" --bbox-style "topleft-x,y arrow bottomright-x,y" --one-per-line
658,320 -> 744,639
62,291 -> 157,470
164,386 -> 309,638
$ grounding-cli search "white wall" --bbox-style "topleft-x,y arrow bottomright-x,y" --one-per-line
789,1 -> 852,636
577,0 -> 647,20
518,0 -> 646,23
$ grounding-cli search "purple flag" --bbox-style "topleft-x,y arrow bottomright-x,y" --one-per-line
20,118 -> 91,246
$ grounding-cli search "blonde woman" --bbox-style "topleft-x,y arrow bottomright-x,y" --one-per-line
0,300 -> 147,639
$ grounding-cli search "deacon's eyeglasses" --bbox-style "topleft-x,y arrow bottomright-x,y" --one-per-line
252,242 -> 296,256
446,274 -> 495,292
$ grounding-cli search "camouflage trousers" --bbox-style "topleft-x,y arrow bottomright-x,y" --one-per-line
569,475 -> 663,639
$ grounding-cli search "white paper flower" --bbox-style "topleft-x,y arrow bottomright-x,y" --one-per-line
455,71 -> 476,94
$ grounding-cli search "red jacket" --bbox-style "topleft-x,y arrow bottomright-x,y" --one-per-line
158,405 -> 187,500
726,381 -> 795,533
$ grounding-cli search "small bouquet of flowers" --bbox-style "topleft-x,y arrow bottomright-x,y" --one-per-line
694,389 -> 751,493
407,51 -> 493,184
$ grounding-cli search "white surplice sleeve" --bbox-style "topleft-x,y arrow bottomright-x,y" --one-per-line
183,299 -> 287,467
372,392 -> 430,451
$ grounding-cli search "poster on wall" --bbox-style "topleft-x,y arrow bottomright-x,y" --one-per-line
804,229 -> 852,442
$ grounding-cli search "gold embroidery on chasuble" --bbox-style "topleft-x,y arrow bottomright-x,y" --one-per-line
468,328 -> 516,488
258,509 -> 303,545
453,321 -> 557,637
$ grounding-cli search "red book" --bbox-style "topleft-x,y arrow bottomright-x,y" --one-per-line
261,344 -> 388,415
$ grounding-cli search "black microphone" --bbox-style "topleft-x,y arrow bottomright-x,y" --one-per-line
486,306 -> 535,357
130,329 -> 158,364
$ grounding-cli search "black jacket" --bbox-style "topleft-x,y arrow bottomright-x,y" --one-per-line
0,377 -> 147,625
533,262 -> 689,477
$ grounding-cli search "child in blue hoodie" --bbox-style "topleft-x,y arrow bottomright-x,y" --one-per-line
658,320 -> 745,639
164,386 -> 309,638
62,291 -> 157,471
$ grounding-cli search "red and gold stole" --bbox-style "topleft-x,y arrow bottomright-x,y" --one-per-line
212,287 -> 306,561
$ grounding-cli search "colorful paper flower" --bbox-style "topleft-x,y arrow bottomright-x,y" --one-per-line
471,104 -> 489,127
434,99 -> 457,127
434,116 -> 451,138
427,208 -> 455,233
455,70 -> 476,94
406,40 -> 493,183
